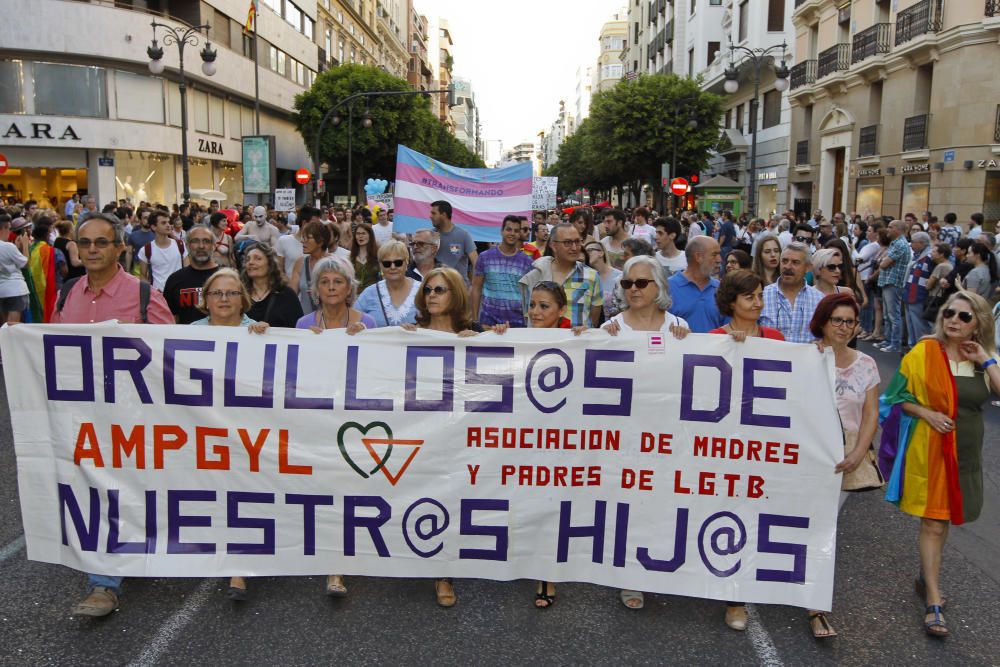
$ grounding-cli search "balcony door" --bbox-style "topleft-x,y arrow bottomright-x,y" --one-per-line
832,148 -> 846,213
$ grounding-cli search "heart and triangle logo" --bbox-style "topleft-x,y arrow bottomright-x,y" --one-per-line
336,421 -> 424,486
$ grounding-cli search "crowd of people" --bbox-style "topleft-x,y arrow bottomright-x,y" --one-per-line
0,194 -> 996,642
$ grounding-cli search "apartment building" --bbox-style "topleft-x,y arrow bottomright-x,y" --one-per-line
317,0 -> 378,71
0,0 -> 318,206
788,0 -> 1000,223
406,2 -> 432,90
374,0 -> 408,79
449,78 -> 479,155
539,101 -> 576,171
427,17 -> 455,128
701,0 -> 793,217
595,12 -> 628,94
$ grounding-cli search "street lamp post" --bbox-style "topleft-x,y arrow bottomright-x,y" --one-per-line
723,40 -> 789,218
147,21 -> 217,205
331,103 -> 373,208
669,98 -> 699,215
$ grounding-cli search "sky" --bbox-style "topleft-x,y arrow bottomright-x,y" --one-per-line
416,0 -> 625,156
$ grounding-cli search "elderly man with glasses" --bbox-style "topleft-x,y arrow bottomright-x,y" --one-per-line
519,222 -> 603,328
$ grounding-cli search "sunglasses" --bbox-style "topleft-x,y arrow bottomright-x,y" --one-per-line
621,278 -> 654,289
824,263 -> 843,272
794,236 -> 813,243
942,308 -> 974,323
423,285 -> 449,295
381,259 -> 405,268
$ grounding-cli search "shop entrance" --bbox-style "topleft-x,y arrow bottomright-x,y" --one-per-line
0,167 -> 87,209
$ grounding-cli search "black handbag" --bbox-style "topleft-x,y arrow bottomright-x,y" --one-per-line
922,292 -> 946,321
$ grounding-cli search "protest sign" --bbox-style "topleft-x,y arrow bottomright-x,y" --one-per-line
532,176 -> 558,210
1,325 -> 841,610
274,188 -> 296,212
368,193 -> 394,209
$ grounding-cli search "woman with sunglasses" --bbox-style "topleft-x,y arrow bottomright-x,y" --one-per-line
583,241 -> 622,323
601,255 -> 689,611
879,291 -> 999,638
400,266 -> 481,607
811,249 -> 851,299
351,221 -> 380,291
356,240 -> 421,327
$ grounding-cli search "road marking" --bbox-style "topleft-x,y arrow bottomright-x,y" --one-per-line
0,535 -> 25,563
745,604 -> 783,667
127,579 -> 214,667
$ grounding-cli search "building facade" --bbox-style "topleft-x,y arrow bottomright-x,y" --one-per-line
406,2 -> 432,91
701,0 -> 794,218
595,12 -> 628,94
539,101 -> 576,172
449,77 -> 479,155
427,17 -> 455,129
788,0 -> 1000,223
317,0 -> 378,70
374,0 -> 408,79
0,0 -> 318,208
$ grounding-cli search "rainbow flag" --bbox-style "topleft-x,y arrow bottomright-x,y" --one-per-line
878,338 -> 965,523
27,241 -> 57,323
244,0 -> 257,34
392,145 -> 532,243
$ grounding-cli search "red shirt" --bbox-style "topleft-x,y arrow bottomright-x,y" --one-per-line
709,325 -> 785,340
52,266 -> 174,324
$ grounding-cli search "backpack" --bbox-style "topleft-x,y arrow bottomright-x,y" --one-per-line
143,238 -> 185,286
57,276 -> 151,323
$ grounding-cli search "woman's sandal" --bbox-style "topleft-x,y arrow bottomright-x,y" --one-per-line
809,612 -> 838,639
325,575 -> 348,597
227,577 -> 247,602
535,581 -> 556,609
435,579 -> 456,608
924,605 -> 949,638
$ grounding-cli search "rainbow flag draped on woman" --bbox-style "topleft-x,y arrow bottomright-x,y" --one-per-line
26,241 -> 57,323
877,338 -> 965,524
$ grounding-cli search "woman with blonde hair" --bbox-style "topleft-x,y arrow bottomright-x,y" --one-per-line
355,239 -> 421,327
879,290 -> 999,637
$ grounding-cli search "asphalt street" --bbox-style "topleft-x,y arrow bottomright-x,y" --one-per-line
1,341 -> 999,666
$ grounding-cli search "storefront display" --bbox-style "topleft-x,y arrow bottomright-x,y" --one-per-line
855,177 -> 884,217
901,175 -> 930,218
113,151 -> 175,205
757,185 -> 777,218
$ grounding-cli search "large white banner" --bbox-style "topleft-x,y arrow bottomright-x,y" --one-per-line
1,324 -> 842,610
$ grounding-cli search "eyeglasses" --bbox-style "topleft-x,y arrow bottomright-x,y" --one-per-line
206,290 -> 243,300
942,308 -> 974,323
829,317 -> 858,328
824,263 -> 844,272
552,239 -> 583,247
794,236 -> 813,243
410,241 -> 435,249
381,259 -> 405,268
620,278 -> 654,289
423,285 -> 449,295
77,238 -> 115,249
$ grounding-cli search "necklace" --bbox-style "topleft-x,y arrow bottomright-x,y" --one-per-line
726,322 -> 759,337
318,307 -> 350,329
251,284 -> 271,302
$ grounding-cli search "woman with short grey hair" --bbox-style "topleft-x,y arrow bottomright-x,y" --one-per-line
295,256 -> 373,333
612,255 -> 674,313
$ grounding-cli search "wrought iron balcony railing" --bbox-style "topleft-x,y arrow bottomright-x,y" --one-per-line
852,23 -> 892,63
817,44 -> 850,78
895,0 -> 943,46
902,114 -> 930,152
790,60 -> 817,89
796,140 -> 810,166
858,125 -> 879,157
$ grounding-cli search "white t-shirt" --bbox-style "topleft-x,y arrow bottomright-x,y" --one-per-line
276,234 -> 304,278
630,223 -> 656,245
373,221 -> 394,246
0,241 -> 29,297
603,311 -> 689,333
332,246 -> 351,262
856,241 -> 881,281
138,239 -> 187,291
778,230 -> 794,248
656,250 -> 688,277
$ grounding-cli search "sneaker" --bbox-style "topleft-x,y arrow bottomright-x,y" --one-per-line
71,586 -> 119,617
880,345 -> 901,353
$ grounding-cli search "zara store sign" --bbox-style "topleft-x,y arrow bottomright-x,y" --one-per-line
2,121 -> 81,141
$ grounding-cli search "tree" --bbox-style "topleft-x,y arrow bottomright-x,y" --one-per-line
294,64 -> 483,200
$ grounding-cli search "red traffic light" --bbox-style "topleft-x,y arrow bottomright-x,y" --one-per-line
690,175 -> 699,184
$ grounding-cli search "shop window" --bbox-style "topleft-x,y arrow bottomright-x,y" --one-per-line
0,60 -> 24,113
762,89 -> 781,129
901,175 -> 930,218
855,178 -> 884,217
983,172 -> 1000,227
35,63 -> 107,118
116,70 -> 164,124
193,90 -> 209,133
209,95 -> 225,137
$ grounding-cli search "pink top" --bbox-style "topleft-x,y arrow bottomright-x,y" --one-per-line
835,351 -> 880,432
52,266 -> 173,324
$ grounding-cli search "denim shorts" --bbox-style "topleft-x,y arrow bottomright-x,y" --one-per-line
0,294 -> 29,313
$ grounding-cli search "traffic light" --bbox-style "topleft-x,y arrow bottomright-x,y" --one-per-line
690,174 -> 699,184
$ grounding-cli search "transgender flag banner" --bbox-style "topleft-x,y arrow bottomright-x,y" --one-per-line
392,145 -> 532,242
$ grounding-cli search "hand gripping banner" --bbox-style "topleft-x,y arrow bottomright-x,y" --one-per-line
1,324 -> 843,610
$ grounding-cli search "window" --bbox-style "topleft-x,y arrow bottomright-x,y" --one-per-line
337,10 -> 343,22
228,101 -> 242,139
303,15 -> 314,40
690,0 -> 696,14
269,45 -> 279,72
209,94 -> 225,136
601,64 -> 623,79
35,62 -> 107,118
241,105 -> 255,136
707,41 -> 720,64
167,83 -> 181,127
115,70 -> 164,123
277,50 -> 286,75
687,47 -> 694,78
325,27 -> 332,56
261,0 -> 279,11
213,10 -> 231,49
360,33 -> 365,47
736,103 -> 745,131
192,90 -> 209,132
738,0 -> 749,42
338,37 -> 345,64
762,89 -> 781,129
710,0 -> 722,4
724,108 -> 732,129
284,2 -> 302,30
767,0 -> 784,32
349,23 -> 355,35
0,60 -> 25,113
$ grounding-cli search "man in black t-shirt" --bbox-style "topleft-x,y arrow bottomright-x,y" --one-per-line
163,226 -> 219,324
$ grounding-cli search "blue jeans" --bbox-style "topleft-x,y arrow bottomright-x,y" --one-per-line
861,282 -> 877,332
87,574 -> 123,594
881,284 -> 902,349
905,300 -> 931,347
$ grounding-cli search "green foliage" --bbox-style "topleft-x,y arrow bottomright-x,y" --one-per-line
546,73 -> 724,199
293,64 -> 484,186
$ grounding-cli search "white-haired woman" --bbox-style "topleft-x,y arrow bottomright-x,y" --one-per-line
355,239 -> 421,327
603,255 -> 691,338
295,256 -> 375,333
811,248 -> 851,298
601,254 -> 689,611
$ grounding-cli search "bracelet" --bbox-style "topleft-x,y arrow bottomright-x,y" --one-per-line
982,358 -> 997,370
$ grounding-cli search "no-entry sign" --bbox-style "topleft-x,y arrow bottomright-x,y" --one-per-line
295,168 -> 311,185
0,153 -> 8,175
670,177 -> 689,197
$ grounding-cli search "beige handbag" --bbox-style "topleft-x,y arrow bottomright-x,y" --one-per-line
841,430 -> 885,492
